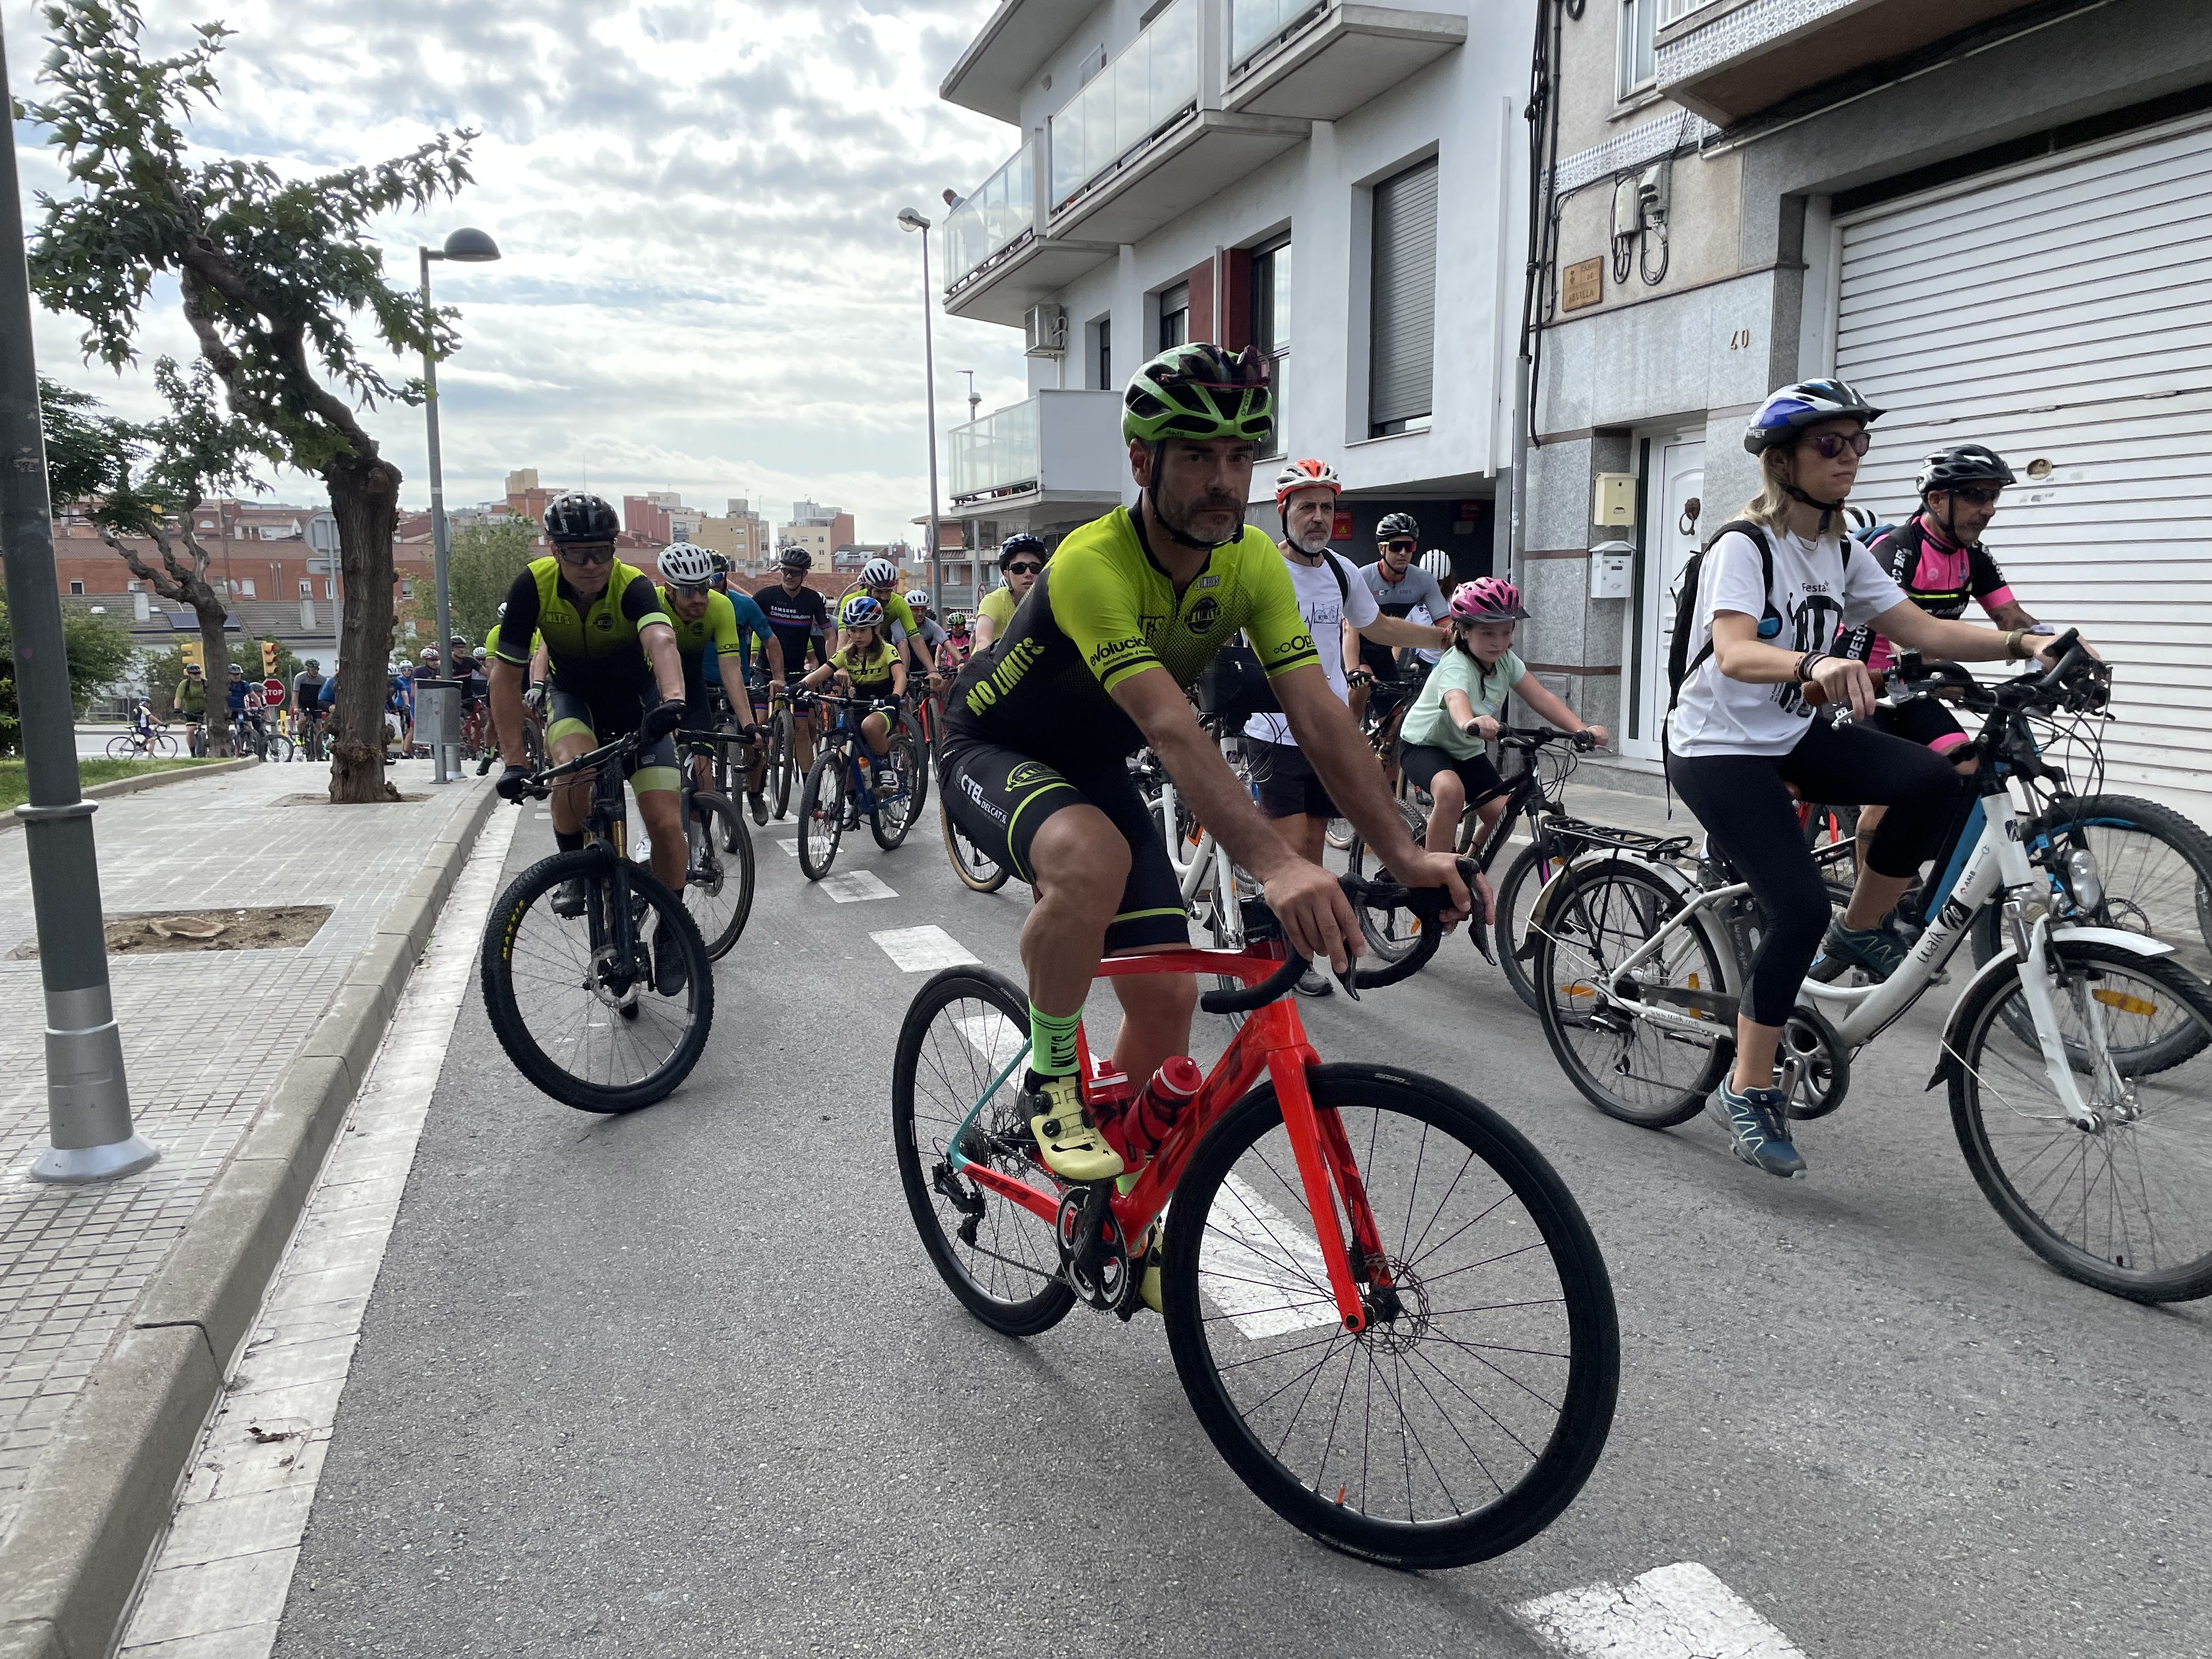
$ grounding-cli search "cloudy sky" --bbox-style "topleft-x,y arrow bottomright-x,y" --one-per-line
7,0 -> 1029,542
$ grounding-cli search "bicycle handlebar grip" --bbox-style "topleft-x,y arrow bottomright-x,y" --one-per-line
1198,951 -> 1308,1015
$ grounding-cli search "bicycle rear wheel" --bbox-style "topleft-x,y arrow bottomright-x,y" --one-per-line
771,709 -> 797,819
1163,1064 -> 1618,1570
104,735 -> 139,760
1534,860 -> 1732,1128
479,848 -> 714,1111
683,791 -> 755,960
1949,938 -> 2212,1301
1344,798 -> 1433,964
266,733 -> 295,763
1493,838 -> 1568,1014
870,734 -> 922,850
891,965 -> 1072,1336
942,800 -> 1009,892
798,750 -> 845,880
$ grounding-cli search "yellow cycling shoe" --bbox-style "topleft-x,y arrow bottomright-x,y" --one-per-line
1025,1074 -> 1124,1184
1138,1239 -> 1163,1315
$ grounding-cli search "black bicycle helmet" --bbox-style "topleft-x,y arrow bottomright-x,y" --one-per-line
1376,511 -> 1420,542
1915,443 -> 2015,497
777,544 -> 813,571
543,492 -> 619,544
998,532 -> 1047,570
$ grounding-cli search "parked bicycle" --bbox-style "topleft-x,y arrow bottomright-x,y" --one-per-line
480,729 -> 715,1111
1531,635 -> 2212,1302
892,863 -> 1618,1569
794,692 -> 921,880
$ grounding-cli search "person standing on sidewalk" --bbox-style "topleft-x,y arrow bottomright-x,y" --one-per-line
1244,461 -> 1454,997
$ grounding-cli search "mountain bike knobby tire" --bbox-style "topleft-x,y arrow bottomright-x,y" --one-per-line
480,848 -> 714,1112
798,749 -> 847,880
684,791 -> 756,960
1162,1065 -> 1618,1570
870,734 -> 923,851
891,965 -> 1074,1338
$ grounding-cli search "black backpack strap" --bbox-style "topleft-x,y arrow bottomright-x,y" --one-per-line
1674,520 -> 1772,701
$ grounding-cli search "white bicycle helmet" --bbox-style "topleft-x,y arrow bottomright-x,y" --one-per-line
903,589 -> 930,611
657,542 -> 718,585
861,555 -> 899,587
1417,549 -> 1452,583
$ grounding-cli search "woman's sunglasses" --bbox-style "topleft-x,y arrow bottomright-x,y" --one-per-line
1805,431 -> 1871,460
1005,561 -> 1042,575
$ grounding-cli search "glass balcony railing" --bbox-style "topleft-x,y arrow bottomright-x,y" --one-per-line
1231,0 -> 1329,72
944,140 -> 1036,292
949,398 -> 1041,500
1049,0 -> 1199,210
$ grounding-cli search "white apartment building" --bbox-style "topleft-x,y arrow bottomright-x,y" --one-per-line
934,0 -> 1532,585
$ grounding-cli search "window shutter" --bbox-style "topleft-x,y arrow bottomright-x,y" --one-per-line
1369,157 -> 1438,433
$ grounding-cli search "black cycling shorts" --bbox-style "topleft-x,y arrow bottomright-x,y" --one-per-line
937,734 -> 1188,952
1400,743 -> 1506,807
1869,695 -> 1971,756
547,685 -> 679,792
1250,740 -> 1338,822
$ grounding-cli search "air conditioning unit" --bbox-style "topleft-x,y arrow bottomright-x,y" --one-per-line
1024,303 -> 1067,359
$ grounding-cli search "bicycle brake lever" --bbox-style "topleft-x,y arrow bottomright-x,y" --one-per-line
1334,962 -> 1361,1002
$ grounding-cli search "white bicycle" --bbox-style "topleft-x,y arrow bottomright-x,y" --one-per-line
1531,636 -> 2212,1303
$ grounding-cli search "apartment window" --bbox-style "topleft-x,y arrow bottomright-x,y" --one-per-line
239,578 -> 256,597
324,579 -> 335,599
1158,281 -> 1189,349
1251,237 -> 1291,456
298,579 -> 313,599
68,579 -> 84,594
400,579 -> 415,599
1369,158 -> 1438,437
1095,315 -> 1113,390
1618,0 -> 1658,99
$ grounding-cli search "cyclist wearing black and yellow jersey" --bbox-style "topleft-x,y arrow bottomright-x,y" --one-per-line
490,493 -> 695,995
940,343 -> 1471,1186
799,593 -> 908,794
655,541 -> 783,800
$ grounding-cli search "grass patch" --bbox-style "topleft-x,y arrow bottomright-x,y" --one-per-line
0,757 -> 218,814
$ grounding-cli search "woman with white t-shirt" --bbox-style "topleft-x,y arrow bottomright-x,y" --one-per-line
1666,380 -> 2078,1182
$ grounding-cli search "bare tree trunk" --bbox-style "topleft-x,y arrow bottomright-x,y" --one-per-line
326,450 -> 402,804
196,610 -> 233,757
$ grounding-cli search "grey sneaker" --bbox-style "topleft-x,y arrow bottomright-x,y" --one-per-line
1810,919 -> 1906,984
1706,1081 -> 1806,1180
1295,963 -> 1335,998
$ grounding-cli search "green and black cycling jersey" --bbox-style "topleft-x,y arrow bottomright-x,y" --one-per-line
946,505 -> 1318,771
494,557 -> 670,695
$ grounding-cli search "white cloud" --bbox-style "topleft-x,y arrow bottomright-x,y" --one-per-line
7,0 -> 1030,542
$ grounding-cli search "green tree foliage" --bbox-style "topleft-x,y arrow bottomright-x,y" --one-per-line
0,590 -> 137,755
409,517 -> 536,648
20,0 -> 477,801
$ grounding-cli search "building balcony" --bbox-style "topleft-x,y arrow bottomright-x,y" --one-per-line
1223,1 -> 1466,121
943,138 -> 1116,326
1655,0 -> 2042,129
1046,0 -> 1308,246
946,391 -> 1126,518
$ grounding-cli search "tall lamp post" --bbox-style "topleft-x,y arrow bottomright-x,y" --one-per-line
896,207 -> 944,614
419,226 -> 501,781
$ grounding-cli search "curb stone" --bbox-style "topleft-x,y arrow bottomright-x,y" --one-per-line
0,781 -> 501,1659
0,758 -> 258,834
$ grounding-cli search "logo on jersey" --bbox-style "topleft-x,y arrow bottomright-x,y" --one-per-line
1087,635 -> 1149,672
1185,595 -> 1221,635
1194,573 -> 1221,590
592,612 -> 614,631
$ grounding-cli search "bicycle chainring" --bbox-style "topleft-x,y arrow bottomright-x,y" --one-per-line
1054,1186 -> 1129,1312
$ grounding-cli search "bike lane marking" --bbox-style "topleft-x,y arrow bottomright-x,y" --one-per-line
872,925 -> 979,972
818,870 -> 896,902
115,806 -> 523,1659
1511,1560 -> 1807,1658
1199,1173 -> 1341,1340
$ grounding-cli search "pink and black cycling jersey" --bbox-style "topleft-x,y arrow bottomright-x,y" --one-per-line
1836,515 -> 2016,673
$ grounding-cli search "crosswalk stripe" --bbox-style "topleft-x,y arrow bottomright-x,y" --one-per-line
1513,1561 -> 1807,1658
872,925 -> 979,972
774,837 -> 799,856
819,869 -> 896,902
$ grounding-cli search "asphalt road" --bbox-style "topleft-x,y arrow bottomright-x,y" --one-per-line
269,792 -> 2209,1658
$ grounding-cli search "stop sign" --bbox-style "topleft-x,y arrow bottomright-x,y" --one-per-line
264,678 -> 285,703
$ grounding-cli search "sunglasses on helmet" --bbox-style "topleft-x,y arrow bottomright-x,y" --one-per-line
1806,431 -> 1871,460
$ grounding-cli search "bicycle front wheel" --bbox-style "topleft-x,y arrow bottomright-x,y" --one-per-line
1949,938 -> 2212,1302
771,709 -> 797,819
798,750 -> 845,880
891,965 -> 1072,1336
1344,797 -> 1433,964
1163,1064 -> 1618,1570
479,849 -> 714,1111
1534,860 -> 1732,1128
104,735 -> 139,759
266,733 -> 295,764
684,791 -> 755,960
942,799 -> 1009,892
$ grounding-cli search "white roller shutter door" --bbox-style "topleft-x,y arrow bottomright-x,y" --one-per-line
1835,115 -> 2212,822
1370,157 -> 1438,434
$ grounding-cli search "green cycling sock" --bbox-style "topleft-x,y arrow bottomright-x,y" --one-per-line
1027,1004 -> 1082,1079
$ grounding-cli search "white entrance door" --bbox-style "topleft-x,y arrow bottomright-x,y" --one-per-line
1623,432 -> 1705,763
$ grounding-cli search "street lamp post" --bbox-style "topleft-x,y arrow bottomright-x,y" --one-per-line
418,226 -> 501,783
896,207 -> 944,614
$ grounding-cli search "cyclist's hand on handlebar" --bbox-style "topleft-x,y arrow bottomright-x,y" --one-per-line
495,764 -> 533,803
1460,714 -> 1501,742
1578,724 -> 1609,749
1261,858 -> 1364,975
641,699 -> 687,743
1384,848 -> 1478,927
1809,654 -> 1877,720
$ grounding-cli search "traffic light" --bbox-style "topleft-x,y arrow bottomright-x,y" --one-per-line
178,640 -> 204,672
261,639 -> 278,676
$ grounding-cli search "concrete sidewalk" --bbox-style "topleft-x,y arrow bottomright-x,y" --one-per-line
0,759 -> 496,1658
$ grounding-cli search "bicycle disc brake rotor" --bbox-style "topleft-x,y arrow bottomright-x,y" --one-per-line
586,942 -> 646,1010
1778,1003 -> 1850,1121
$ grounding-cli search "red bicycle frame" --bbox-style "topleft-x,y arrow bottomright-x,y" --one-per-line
952,946 -> 1393,1334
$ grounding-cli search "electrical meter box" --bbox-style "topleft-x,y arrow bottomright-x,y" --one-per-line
1588,540 -> 1635,601
1592,474 -> 1638,527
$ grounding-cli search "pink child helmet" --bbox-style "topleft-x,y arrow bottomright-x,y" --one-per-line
1449,575 -> 1527,622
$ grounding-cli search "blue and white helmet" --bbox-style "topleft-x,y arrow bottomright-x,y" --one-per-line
1743,380 -> 1883,455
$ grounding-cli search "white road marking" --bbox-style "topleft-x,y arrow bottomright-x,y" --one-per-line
116,806 -> 523,1658
1513,1561 -> 1808,1659
819,869 -> 896,902
775,837 -> 799,856
872,925 -> 979,972
1198,1171 -> 1340,1340
953,1011 -> 1026,1073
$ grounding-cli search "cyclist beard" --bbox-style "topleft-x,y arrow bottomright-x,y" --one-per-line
1285,518 -> 1332,557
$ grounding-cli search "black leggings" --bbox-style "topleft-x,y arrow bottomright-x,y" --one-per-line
1667,718 -> 1962,1025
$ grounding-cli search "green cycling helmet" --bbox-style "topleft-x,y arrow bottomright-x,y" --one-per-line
1122,342 -> 1273,448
